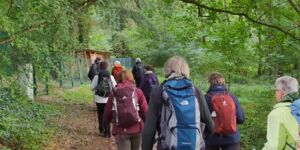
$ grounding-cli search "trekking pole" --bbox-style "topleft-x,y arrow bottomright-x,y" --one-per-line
94,102 -> 97,130
297,125 -> 300,150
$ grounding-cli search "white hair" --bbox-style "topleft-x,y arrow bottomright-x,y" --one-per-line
136,58 -> 141,63
164,56 -> 190,78
114,61 -> 121,65
275,76 -> 299,95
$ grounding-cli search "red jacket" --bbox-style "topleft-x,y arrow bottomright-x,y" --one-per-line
104,80 -> 148,136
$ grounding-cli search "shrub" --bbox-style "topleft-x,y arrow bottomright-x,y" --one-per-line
0,83 -> 58,149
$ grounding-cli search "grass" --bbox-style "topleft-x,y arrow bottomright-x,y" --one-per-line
51,84 -> 93,104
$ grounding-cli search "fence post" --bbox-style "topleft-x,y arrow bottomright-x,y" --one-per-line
59,61 -> 63,88
33,65 -> 37,96
45,54 -> 49,95
76,54 -> 83,84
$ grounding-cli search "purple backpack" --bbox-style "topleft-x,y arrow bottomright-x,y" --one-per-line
113,86 -> 141,128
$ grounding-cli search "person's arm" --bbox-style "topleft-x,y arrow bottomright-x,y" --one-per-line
136,89 -> 148,121
90,75 -> 98,91
200,96 -> 214,135
154,74 -> 159,85
142,86 -> 161,150
139,75 -> 145,89
104,94 -> 114,123
262,110 -> 287,150
195,88 -> 214,135
110,75 -> 117,87
230,94 -> 245,124
132,65 -> 137,77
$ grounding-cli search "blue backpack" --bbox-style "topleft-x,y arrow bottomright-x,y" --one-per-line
159,77 -> 205,150
288,99 -> 300,149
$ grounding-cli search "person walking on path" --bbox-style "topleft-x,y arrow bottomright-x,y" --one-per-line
139,65 -> 159,103
262,76 -> 298,150
88,57 -> 101,81
90,61 -> 117,137
142,56 -> 214,150
132,58 -> 145,87
104,70 -> 148,150
204,72 -> 245,150
112,60 -> 124,81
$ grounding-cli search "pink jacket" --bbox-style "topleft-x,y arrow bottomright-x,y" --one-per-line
104,80 -> 148,136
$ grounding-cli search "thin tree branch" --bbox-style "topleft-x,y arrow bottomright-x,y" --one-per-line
288,0 -> 300,14
0,0 -> 98,45
77,0 -> 97,10
180,0 -> 300,40
7,0 -> 13,14
0,22 -> 48,45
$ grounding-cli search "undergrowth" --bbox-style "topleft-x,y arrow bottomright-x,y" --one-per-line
0,83 -> 58,150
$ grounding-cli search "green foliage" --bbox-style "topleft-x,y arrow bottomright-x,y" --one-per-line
0,83 -> 58,149
234,85 -> 274,149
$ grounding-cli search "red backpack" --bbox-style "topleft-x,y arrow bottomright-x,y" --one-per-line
113,86 -> 141,128
210,92 -> 237,134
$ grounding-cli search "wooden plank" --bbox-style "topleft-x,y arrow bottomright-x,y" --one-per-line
84,51 -> 89,72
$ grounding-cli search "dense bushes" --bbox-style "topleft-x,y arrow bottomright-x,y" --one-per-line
231,84 -> 274,149
0,84 -> 57,149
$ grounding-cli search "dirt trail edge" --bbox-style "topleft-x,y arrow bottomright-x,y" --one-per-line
39,96 -> 116,150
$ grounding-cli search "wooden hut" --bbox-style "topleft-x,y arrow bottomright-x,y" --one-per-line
75,49 -> 111,73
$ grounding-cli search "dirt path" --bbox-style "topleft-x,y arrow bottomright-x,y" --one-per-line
40,96 -> 117,150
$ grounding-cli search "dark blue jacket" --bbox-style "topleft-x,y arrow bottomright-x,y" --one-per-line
204,85 -> 245,146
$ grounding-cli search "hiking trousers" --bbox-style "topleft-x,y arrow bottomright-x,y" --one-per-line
206,143 -> 240,150
96,103 -> 110,136
117,134 -> 141,150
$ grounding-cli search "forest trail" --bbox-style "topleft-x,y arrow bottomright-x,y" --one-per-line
38,96 -> 116,150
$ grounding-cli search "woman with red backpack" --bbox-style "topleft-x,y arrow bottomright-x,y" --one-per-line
204,72 -> 244,150
104,70 -> 148,150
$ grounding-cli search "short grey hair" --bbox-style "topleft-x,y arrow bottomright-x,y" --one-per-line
136,58 -> 141,63
275,76 -> 299,95
164,56 -> 190,78
114,61 -> 121,65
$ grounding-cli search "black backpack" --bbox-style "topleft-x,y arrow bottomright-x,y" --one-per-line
88,64 -> 100,81
134,63 -> 145,80
95,76 -> 113,97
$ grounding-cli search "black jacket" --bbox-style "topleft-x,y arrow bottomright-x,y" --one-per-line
142,84 -> 214,150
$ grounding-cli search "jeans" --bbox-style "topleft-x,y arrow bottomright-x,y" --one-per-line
117,134 -> 141,150
96,103 -> 110,136
206,143 -> 240,150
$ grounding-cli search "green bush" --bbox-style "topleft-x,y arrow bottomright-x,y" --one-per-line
0,84 -> 58,149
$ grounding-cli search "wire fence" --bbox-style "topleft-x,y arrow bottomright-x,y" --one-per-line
34,57 -> 133,96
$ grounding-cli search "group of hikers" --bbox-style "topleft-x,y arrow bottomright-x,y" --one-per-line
88,56 -> 300,150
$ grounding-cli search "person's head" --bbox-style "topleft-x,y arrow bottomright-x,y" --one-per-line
100,61 -> 108,70
145,64 -> 153,71
95,57 -> 101,64
120,70 -> 135,83
114,60 -> 121,65
275,76 -> 299,102
164,56 -> 189,78
136,58 -> 142,63
208,72 -> 225,86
